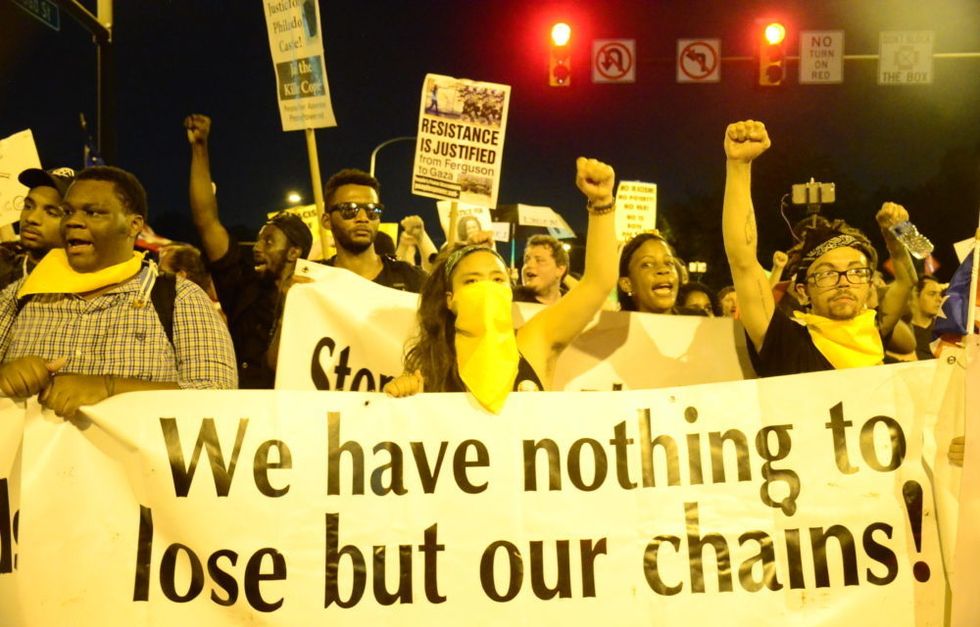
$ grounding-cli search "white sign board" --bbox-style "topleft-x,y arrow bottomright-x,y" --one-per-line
412,74 -> 511,208
614,180 -> 657,243
262,0 -> 337,131
0,129 -> 42,228
592,39 -> 636,83
800,31 -> 844,84
878,31 -> 934,85
676,39 -> 721,83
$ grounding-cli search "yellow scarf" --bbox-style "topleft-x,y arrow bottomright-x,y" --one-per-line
18,249 -> 145,298
793,309 -> 884,369
454,281 -> 519,413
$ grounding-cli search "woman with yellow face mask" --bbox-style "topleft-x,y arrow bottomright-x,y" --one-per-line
384,157 -> 618,412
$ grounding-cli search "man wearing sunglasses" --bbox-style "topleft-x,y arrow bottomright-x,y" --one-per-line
721,120 -> 916,377
185,113 -> 313,389
320,169 -> 426,292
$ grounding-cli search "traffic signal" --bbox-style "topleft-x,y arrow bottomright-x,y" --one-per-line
549,22 -> 571,87
758,21 -> 786,86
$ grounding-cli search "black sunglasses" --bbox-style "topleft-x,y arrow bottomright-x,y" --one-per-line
328,202 -> 384,220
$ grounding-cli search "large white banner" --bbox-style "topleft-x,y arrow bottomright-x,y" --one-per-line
412,74 -> 511,208
0,362 -> 965,625
274,265 -> 752,390
262,0 -> 336,131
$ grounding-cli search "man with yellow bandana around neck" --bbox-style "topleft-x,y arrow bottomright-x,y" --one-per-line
722,120 -> 916,377
0,166 -> 236,419
385,156 -> 618,411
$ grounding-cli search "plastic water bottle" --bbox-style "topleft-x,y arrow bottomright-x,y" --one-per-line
889,221 -> 934,260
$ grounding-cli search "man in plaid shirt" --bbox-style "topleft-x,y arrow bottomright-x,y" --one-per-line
0,166 -> 236,418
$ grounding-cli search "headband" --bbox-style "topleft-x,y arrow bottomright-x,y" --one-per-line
444,245 -> 506,281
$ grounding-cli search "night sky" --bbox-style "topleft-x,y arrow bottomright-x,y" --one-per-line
2,0 -> 978,287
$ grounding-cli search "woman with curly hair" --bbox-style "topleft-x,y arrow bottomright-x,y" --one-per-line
384,157 -> 618,411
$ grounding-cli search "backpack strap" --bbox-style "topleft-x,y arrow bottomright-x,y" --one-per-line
150,271 -> 177,346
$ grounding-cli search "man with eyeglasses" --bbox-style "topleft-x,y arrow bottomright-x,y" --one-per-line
185,113 -> 313,388
320,168 -> 426,292
722,120 -> 916,377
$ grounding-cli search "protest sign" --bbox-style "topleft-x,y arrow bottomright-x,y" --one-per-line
0,362 -> 960,624
412,74 -> 510,207
435,200 -> 494,242
274,265 -> 751,391
0,130 -> 42,227
614,180 -> 657,243
262,0 -> 336,131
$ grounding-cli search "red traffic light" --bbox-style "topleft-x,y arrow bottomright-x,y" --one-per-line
551,22 -> 571,46
549,22 -> 571,87
764,22 -> 786,45
758,22 -> 786,86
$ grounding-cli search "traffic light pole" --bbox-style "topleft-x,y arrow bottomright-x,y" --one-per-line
53,0 -> 114,164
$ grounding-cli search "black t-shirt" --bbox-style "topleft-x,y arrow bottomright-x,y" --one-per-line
323,254 -> 426,293
206,239 -> 279,389
912,323 -> 935,360
748,308 -> 833,377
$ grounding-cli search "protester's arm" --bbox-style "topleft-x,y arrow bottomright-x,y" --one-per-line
769,250 -> 788,288
875,202 -> 917,338
186,114 -> 231,262
520,158 -> 617,367
722,120 -> 774,352
395,232 -> 418,265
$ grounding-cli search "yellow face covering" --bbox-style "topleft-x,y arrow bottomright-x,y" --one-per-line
453,281 -> 519,413
792,309 -> 884,369
17,249 -> 145,299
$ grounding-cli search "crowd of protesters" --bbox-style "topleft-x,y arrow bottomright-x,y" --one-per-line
0,116 -> 968,463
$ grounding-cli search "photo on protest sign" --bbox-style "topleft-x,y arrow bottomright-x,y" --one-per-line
262,0 -> 336,131
435,200 -> 493,242
412,74 -> 511,208
0,129 -> 42,227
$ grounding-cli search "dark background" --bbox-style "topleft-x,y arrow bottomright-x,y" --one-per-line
2,0 -> 978,287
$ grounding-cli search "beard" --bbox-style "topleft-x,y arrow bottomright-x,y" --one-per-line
333,229 -> 374,254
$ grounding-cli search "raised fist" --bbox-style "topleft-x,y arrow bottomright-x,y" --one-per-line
876,202 -> 909,231
184,114 -> 212,145
724,120 -> 771,163
575,157 -> 615,206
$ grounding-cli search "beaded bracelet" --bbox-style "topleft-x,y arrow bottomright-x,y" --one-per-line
587,197 -> 616,215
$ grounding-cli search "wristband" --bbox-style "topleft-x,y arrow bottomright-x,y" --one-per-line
587,197 -> 616,215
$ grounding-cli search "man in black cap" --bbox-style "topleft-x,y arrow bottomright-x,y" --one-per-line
0,167 -> 75,291
721,120 -> 916,377
185,113 -> 313,388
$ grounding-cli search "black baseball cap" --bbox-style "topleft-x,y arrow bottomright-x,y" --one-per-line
18,167 -> 76,197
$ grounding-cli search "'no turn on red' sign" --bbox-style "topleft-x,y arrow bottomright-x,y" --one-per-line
799,31 -> 844,84
592,39 -> 636,83
676,39 -> 720,83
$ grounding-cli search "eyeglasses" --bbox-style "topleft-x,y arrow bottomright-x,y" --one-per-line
806,267 -> 873,288
328,202 -> 384,220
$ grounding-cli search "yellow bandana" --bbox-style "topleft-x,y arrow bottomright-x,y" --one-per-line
454,281 -> 519,413
17,249 -> 145,298
793,309 -> 884,369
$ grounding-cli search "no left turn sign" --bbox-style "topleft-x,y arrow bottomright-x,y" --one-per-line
676,39 -> 721,83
